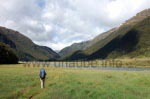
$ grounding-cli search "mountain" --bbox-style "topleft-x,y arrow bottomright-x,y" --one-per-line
64,9 -> 150,60
0,27 -> 60,61
0,42 -> 18,64
59,41 -> 90,57
59,28 -> 114,58
54,50 -> 60,53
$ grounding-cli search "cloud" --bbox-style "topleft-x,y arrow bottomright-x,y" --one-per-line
0,0 -> 149,50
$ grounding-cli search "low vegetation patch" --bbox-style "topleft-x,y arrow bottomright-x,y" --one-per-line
0,64 -> 150,99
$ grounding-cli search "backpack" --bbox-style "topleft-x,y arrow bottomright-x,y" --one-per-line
40,68 -> 46,79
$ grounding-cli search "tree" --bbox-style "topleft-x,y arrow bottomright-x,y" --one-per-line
0,42 -> 18,64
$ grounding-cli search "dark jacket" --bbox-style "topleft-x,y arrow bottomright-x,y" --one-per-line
39,68 -> 46,79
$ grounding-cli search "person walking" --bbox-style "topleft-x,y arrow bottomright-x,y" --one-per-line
39,68 -> 46,89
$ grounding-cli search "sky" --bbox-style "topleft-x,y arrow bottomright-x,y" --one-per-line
0,0 -> 149,51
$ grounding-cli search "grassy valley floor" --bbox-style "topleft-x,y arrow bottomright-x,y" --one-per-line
0,64 -> 150,99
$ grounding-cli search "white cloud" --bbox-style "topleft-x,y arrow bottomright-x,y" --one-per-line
0,0 -> 149,50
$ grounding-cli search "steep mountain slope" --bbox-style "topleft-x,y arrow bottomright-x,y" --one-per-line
88,17 -> 150,59
0,42 -> 18,64
59,41 -> 90,57
59,28 -> 114,58
65,9 -> 150,60
0,27 -> 60,61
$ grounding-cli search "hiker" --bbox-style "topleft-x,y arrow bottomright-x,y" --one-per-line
39,68 -> 46,89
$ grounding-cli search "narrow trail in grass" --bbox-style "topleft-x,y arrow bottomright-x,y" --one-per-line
29,89 -> 44,99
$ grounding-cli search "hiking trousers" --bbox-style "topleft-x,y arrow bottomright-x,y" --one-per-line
40,78 -> 45,89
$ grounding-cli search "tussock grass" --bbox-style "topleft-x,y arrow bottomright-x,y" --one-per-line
0,64 -> 150,99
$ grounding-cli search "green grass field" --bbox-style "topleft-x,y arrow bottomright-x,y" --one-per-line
0,64 -> 150,99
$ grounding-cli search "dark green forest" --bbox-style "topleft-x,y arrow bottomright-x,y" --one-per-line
0,42 -> 18,64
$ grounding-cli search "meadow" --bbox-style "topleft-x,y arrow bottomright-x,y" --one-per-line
23,58 -> 150,68
0,64 -> 150,99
